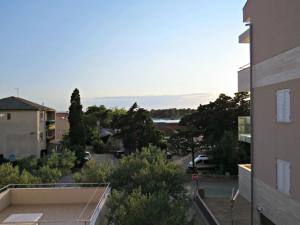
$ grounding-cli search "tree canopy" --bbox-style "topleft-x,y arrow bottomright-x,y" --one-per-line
113,103 -> 164,153
179,92 -> 250,174
180,92 -> 250,145
107,145 -> 189,225
110,145 -> 185,197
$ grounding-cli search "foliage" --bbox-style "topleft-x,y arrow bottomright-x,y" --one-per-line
46,149 -> 76,175
84,105 -> 113,129
19,170 -> 41,184
37,165 -> 62,183
83,105 -> 126,150
150,108 -> 196,120
180,92 -> 250,146
212,131 -> 240,174
180,92 -> 250,175
70,145 -> 86,164
16,155 -> 39,173
113,103 -> 164,153
0,163 -> 20,187
73,160 -> 112,183
89,127 -> 104,153
0,163 -> 40,188
68,88 -> 86,160
110,145 -> 185,197
213,131 -> 250,175
107,188 -> 188,225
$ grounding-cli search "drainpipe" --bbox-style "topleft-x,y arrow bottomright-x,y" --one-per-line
246,22 -> 254,225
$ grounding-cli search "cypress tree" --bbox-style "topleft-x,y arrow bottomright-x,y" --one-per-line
68,89 -> 86,160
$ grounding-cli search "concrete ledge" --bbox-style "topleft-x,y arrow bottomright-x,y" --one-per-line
194,193 -> 220,225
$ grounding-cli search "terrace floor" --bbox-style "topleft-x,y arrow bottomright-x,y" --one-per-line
204,196 -> 251,225
0,203 -> 96,225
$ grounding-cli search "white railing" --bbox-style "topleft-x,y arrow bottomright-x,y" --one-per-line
88,185 -> 111,225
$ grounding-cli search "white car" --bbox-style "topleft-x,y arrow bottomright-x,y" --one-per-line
188,154 -> 209,169
84,151 -> 92,161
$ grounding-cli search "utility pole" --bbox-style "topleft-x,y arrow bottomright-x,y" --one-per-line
97,120 -> 100,153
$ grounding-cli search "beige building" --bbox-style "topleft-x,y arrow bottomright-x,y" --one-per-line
238,1 -> 300,224
54,112 -> 69,143
0,97 -> 55,159
0,183 -> 110,225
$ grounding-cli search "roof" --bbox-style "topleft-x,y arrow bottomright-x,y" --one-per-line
0,96 -> 54,111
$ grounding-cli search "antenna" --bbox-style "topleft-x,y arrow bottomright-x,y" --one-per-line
14,88 -> 19,97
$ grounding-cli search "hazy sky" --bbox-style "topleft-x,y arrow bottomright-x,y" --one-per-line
0,0 -> 249,110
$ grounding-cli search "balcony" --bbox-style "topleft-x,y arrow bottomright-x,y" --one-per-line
239,28 -> 250,44
46,129 -> 55,141
238,65 -> 250,92
243,0 -> 251,22
238,164 -> 251,202
0,183 -> 110,225
46,120 -> 56,130
238,116 -> 251,143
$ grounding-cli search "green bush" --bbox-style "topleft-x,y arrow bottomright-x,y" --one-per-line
0,163 -> 40,188
73,160 -> 112,183
107,188 -> 188,225
110,145 -> 185,197
37,165 -> 62,183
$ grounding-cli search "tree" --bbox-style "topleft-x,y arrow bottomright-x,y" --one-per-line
0,163 -> 21,187
46,149 -> 76,175
107,188 -> 188,225
19,170 -> 41,184
110,145 -> 185,198
68,88 -> 86,160
180,92 -> 250,174
73,160 -> 112,183
180,92 -> 250,146
37,165 -> 62,183
114,103 -> 164,153
17,155 -> 39,173
0,163 -> 40,188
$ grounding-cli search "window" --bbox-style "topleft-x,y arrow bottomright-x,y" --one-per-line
276,89 -> 291,122
7,113 -> 11,120
277,159 -> 290,194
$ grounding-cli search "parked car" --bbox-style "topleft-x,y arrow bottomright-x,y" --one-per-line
187,154 -> 209,170
114,150 -> 127,159
166,151 -> 173,159
84,151 -> 92,161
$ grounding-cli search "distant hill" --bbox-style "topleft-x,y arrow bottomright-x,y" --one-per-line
149,108 -> 196,120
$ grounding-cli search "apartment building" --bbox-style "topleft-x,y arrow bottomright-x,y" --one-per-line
238,1 -> 300,224
0,183 -> 110,225
54,112 -> 69,143
0,96 -> 55,159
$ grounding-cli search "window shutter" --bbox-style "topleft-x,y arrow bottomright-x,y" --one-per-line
277,159 -> 290,194
276,89 -> 291,122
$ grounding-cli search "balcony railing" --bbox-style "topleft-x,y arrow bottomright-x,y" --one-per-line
0,183 -> 111,225
238,116 -> 251,143
46,120 -> 55,130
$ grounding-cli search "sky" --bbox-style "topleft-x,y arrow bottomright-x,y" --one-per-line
0,0 -> 249,110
